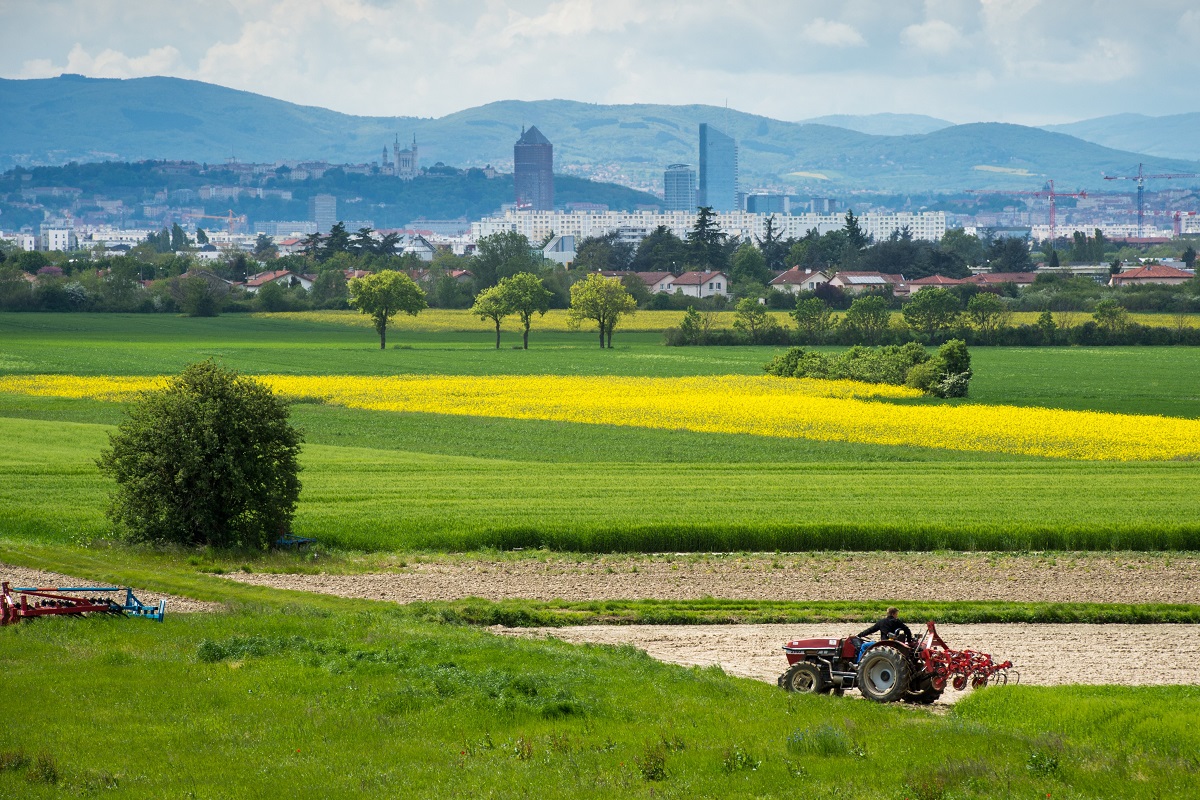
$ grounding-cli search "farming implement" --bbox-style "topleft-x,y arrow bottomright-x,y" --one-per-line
1,582 -> 166,626
778,620 -> 1016,703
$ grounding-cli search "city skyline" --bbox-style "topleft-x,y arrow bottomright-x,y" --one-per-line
2,1 -> 1198,126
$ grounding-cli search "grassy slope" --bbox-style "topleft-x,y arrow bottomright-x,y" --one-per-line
0,590 -> 1196,798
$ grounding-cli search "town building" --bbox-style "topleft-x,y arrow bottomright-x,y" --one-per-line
514,126 -> 554,211
663,164 -> 696,212
1109,263 -> 1195,287
308,194 -> 337,233
698,123 -> 738,212
769,268 -> 829,294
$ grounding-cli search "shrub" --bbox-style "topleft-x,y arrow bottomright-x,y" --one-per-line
767,340 -> 972,398
97,361 -> 304,549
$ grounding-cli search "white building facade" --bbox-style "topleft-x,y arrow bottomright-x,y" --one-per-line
472,210 -> 946,245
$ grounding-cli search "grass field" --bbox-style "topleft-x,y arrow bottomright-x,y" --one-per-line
2,312 -> 1199,552
0,580 -> 1196,798
2,312 -> 1200,797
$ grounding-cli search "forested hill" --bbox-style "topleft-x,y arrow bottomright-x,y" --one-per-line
0,161 -> 662,230
5,75 -> 1200,194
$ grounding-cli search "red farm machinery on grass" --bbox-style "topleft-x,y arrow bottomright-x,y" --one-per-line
1,582 -> 166,626
778,621 -> 1016,703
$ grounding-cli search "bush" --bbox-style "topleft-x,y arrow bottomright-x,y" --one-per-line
97,361 -> 304,549
767,340 -> 972,397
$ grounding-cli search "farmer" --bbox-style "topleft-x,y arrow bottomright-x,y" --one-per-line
858,607 -> 913,643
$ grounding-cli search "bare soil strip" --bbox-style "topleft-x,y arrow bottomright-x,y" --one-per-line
498,623 -> 1200,703
0,565 -> 221,614
225,552 -> 1200,605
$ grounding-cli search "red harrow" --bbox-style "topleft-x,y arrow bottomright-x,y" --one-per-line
1,582 -> 165,626
920,621 -> 1017,692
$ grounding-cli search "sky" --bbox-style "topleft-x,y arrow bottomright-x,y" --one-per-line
2,0 -> 1197,125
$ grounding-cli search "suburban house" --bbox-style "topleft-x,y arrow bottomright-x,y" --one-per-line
1109,263 -> 1195,287
827,271 -> 906,295
769,268 -> 829,294
671,271 -> 730,299
241,270 -> 314,294
635,271 -> 677,294
966,272 -> 1038,289
903,274 -> 966,296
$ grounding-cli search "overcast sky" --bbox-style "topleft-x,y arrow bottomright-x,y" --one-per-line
3,0 -> 1197,125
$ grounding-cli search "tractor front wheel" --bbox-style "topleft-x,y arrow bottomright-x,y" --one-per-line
778,662 -> 828,694
857,646 -> 912,703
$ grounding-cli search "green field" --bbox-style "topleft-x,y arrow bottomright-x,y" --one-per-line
3,312 -> 1200,797
2,312 -> 1200,552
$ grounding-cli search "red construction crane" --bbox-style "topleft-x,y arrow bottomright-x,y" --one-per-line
966,180 -> 1086,243
1103,163 -> 1200,238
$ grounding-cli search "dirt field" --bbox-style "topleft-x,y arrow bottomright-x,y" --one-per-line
0,565 -> 220,614
498,622 -> 1200,702
225,552 -> 1200,605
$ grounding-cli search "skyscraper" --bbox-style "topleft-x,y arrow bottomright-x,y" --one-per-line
514,126 -> 554,211
308,194 -> 337,233
698,123 -> 738,212
663,164 -> 697,212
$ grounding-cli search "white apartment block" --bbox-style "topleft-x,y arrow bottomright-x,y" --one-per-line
472,210 -> 946,244
39,228 -> 77,252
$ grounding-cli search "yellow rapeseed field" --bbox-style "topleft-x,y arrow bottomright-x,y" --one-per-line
3,373 -> 1198,461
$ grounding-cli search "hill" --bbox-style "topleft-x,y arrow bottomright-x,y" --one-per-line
796,112 -> 953,136
4,75 -> 1200,193
1044,112 -> 1200,162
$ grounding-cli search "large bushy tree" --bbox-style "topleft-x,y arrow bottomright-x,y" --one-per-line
348,269 -> 427,348
568,273 -> 637,348
97,361 -> 303,549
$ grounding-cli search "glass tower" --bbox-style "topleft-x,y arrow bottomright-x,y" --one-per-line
698,124 -> 738,212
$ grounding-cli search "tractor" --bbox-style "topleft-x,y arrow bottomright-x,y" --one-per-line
778,621 -> 1015,704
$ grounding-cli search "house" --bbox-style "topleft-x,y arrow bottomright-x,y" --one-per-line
241,270 -> 313,294
1109,263 -> 1195,287
769,268 -> 829,294
965,272 -> 1038,289
827,271 -> 905,295
635,271 -> 676,294
543,234 -> 576,266
904,274 -> 967,295
671,271 -> 730,299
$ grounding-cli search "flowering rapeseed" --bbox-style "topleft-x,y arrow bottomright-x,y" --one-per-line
2,373 -> 1197,461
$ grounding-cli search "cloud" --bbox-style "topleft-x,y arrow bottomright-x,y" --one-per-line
901,19 -> 965,54
19,42 -> 184,79
801,18 -> 866,48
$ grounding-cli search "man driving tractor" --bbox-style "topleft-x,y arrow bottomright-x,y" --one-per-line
858,607 -> 913,643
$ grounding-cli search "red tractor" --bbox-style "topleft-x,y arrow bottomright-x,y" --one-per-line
778,621 -> 1015,703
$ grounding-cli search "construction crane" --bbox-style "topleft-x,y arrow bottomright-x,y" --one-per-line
1103,164 -> 1200,239
1140,209 -> 1198,238
180,209 -> 248,233
966,180 -> 1086,243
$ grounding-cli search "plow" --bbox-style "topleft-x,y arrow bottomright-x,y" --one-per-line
1,581 -> 165,626
779,620 -> 1016,703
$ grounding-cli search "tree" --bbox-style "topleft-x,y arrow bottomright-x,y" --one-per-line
1035,309 -> 1057,344
902,287 -> 961,342
843,210 -> 869,251
96,361 -> 303,549
1182,245 -> 1196,270
730,242 -> 771,286
987,236 -> 1034,272
196,228 -> 210,245
470,284 -> 509,349
178,275 -> 221,317
792,297 -> 834,340
732,297 -> 779,344
300,232 -> 323,260
323,222 -> 351,260
686,206 -> 726,270
310,270 -> 348,309
348,270 -> 427,349
756,216 -> 789,272
473,230 -> 540,287
840,295 -> 891,344
1092,298 -> 1129,334
499,272 -> 552,349
252,234 -> 277,261
939,228 -> 985,267
567,273 -> 637,348
351,227 -> 377,256
966,292 -> 1012,344
630,225 -> 687,273
573,232 -> 634,273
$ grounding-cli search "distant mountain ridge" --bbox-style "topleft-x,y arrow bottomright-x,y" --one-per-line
796,113 -> 953,136
3,75 -> 1200,194
1043,112 -> 1200,162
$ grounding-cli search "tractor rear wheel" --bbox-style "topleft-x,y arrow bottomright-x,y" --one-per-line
778,662 -> 828,694
857,645 -> 911,703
